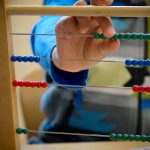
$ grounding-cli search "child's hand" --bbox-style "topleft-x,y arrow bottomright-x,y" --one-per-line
52,0 -> 120,72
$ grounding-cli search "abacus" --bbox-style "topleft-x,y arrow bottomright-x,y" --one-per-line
1,0 -> 150,150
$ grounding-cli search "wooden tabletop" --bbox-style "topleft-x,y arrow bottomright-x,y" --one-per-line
22,142 -> 150,150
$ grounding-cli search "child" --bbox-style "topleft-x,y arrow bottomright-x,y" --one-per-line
30,0 -> 120,143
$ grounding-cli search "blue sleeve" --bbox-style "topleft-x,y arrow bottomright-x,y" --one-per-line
30,0 -> 89,87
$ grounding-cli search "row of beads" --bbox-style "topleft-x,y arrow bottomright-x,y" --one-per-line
16,128 -> 29,134
132,85 -> 150,93
93,33 -> 150,40
125,59 -> 150,66
110,133 -> 150,142
12,80 -> 48,88
12,80 -> 150,93
11,55 -> 40,62
16,128 -> 150,142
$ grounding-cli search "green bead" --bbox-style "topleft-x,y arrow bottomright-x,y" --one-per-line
116,134 -> 122,140
134,135 -> 141,141
140,135 -> 147,142
118,33 -> 125,39
93,33 -> 100,39
124,33 -> 131,39
110,133 -> 117,140
131,33 -> 137,40
22,128 -> 29,134
16,128 -> 23,134
113,34 -> 119,40
122,134 -> 128,140
146,136 -> 150,142
137,33 -> 144,40
128,134 -> 135,141
100,34 -> 108,40
144,34 -> 150,40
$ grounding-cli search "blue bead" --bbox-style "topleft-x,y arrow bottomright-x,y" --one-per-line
132,60 -> 138,66
11,55 -> 17,62
148,60 -> 150,66
22,56 -> 28,62
145,60 -> 150,66
28,56 -> 34,62
137,60 -> 145,66
125,59 -> 132,66
16,56 -> 23,62
33,56 -> 40,62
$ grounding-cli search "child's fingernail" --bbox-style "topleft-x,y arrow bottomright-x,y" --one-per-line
105,27 -> 115,38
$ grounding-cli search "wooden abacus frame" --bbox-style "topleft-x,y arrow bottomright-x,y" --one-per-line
0,0 -> 150,150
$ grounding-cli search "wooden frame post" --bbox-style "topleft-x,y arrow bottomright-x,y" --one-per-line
0,0 -> 20,150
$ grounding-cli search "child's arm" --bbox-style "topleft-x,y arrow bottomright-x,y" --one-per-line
31,0 -> 119,87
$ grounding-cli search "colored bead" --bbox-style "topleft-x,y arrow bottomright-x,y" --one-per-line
137,33 -> 144,40
16,56 -> 23,62
137,60 -> 145,66
125,59 -> 132,66
147,136 -> 150,142
24,81 -> 30,87
30,81 -> 36,87
113,34 -> 119,40
138,86 -> 145,92
128,134 -> 134,141
100,34 -> 108,40
133,85 -> 139,92
22,56 -> 28,62
28,56 -> 34,62
35,81 -> 41,88
110,133 -> 117,140
122,134 -> 128,140
16,128 -> 23,134
11,55 -> 17,62
41,81 -> 48,88
22,128 -> 29,134
131,60 -> 138,66
144,34 -> 150,40
140,135 -> 147,142
130,33 -> 137,40
145,60 -> 150,66
134,135 -> 141,141
33,56 -> 40,62
18,81 -> 24,87
124,33 -> 131,39
116,134 -> 122,140
118,33 -> 125,39
12,80 -> 18,87
93,33 -> 100,39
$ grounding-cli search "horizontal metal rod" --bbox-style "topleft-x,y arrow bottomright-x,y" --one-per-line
6,5 -> 150,17
29,130 -> 110,138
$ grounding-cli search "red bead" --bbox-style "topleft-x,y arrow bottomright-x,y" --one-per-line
41,81 -> 48,88
18,80 -> 24,87
35,81 -> 41,88
138,86 -> 145,92
144,86 -> 150,93
12,80 -> 18,87
30,81 -> 36,87
132,85 -> 139,92
24,81 -> 30,87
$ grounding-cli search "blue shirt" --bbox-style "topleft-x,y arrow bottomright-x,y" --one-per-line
31,0 -> 89,87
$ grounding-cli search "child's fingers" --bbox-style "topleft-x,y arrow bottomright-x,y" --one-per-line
93,17 -> 115,38
90,0 -> 113,6
74,0 -> 91,33
75,16 -> 91,33
97,40 -> 120,58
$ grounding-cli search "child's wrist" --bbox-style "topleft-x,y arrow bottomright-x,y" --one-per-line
52,47 -> 83,72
